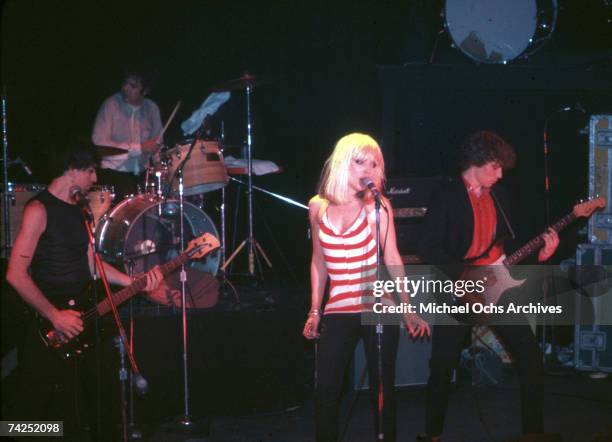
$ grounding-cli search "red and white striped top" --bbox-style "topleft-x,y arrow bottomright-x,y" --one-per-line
319,207 -> 392,314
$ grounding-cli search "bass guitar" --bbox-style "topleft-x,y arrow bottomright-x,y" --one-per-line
39,232 -> 220,358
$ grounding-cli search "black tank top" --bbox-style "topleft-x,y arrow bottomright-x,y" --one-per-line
30,189 -> 91,295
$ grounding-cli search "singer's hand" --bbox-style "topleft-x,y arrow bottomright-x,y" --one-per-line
303,314 -> 320,340
403,312 -> 430,338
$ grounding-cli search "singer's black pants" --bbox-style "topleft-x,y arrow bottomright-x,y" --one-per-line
315,314 -> 399,442
7,317 -> 117,441
425,323 -> 544,437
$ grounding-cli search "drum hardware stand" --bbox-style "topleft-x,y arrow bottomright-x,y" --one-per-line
215,124 -> 241,305
223,80 -> 269,277
222,177 -> 306,281
218,184 -> 241,305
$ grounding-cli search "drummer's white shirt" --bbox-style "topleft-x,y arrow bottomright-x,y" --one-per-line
92,93 -> 163,175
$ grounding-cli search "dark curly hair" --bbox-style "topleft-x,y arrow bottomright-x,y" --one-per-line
459,130 -> 516,172
47,138 -> 101,179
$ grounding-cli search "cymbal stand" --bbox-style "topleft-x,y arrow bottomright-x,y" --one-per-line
214,124 -> 240,304
223,83 -> 271,276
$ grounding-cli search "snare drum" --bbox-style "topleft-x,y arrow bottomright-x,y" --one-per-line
167,141 -> 228,196
87,185 -> 115,224
444,0 -> 557,64
1,183 -> 45,251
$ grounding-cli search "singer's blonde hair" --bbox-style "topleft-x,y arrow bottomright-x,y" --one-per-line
317,133 -> 385,205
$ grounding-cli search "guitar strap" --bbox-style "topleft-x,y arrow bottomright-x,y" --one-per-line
490,189 -> 516,240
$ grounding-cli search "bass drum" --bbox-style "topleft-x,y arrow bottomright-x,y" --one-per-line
95,194 -> 220,276
444,0 -> 557,64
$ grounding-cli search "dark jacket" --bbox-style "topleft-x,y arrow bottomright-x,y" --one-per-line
415,177 -> 514,270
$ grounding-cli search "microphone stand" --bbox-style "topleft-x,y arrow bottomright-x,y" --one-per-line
164,124 -> 209,437
126,261 -> 143,441
374,196 -> 385,441
2,88 -> 12,259
541,105 -> 584,365
82,208 -> 147,442
0,88 -> 34,258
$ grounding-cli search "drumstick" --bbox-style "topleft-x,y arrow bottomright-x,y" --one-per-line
157,101 -> 181,143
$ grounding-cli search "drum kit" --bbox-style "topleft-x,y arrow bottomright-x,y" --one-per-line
91,139 -> 229,279
90,73 -> 281,282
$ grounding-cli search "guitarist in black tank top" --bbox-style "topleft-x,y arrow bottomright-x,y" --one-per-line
5,143 -> 163,440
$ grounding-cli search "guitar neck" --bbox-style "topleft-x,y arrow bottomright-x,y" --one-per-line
503,212 -> 576,265
95,252 -> 189,317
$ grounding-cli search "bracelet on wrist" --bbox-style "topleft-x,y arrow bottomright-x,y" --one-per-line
308,308 -> 321,317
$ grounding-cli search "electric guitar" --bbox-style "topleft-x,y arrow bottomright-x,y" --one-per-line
459,197 -> 606,307
39,232 -> 220,358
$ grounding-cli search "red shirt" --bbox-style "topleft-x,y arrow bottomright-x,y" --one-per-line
463,179 -> 497,261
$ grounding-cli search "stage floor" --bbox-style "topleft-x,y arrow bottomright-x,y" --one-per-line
147,371 -> 612,442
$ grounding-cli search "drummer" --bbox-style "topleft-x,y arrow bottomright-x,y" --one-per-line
92,70 -> 163,198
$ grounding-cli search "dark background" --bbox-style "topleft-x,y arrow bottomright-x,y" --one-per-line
2,0 -> 612,280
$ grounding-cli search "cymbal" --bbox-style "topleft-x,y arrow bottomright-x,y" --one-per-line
96,145 -> 129,156
211,72 -> 274,91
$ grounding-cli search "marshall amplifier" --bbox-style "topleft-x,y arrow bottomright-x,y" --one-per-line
385,176 -> 450,262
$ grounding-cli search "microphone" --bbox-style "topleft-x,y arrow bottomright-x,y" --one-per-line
359,177 -> 387,211
133,373 -> 148,395
69,186 -> 88,206
70,186 -> 94,222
